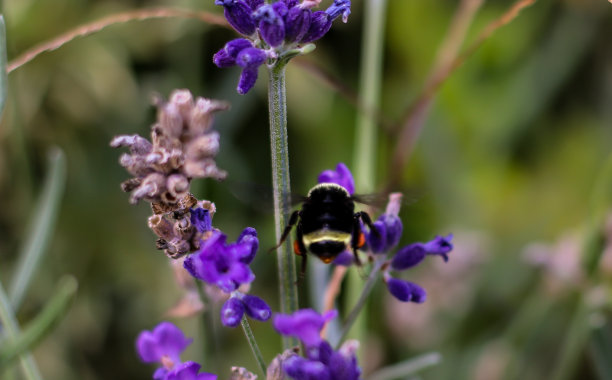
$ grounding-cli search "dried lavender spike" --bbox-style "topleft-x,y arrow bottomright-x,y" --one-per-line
173,218 -> 194,240
120,178 -> 142,192
189,98 -> 230,136
169,89 -> 195,121
185,133 -> 220,160
159,102 -> 184,139
119,153 -> 153,177
166,174 -> 190,199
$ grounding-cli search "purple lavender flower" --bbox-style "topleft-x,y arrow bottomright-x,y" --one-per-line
317,162 -> 355,195
221,296 -> 245,327
136,321 -> 192,366
235,47 -> 268,94
214,0 -> 352,94
273,309 -> 337,347
282,339 -> 361,380
183,228 -> 258,292
136,322 -> 217,380
366,213 -> 403,254
391,234 -> 453,271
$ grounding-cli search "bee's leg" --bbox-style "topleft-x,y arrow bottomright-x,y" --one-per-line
355,211 -> 379,238
294,226 -> 307,284
351,215 -> 367,267
268,210 -> 300,252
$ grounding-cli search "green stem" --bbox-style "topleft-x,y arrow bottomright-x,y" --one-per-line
268,62 -> 298,349
348,0 -> 388,354
336,257 -> 385,347
0,280 -> 42,380
353,0 -> 388,192
240,316 -> 267,376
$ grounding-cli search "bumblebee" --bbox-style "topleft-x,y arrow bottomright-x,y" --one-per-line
272,182 -> 376,277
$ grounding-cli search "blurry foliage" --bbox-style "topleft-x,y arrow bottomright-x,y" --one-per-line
1,0 -> 612,379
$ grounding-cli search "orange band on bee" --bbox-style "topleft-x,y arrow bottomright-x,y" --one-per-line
357,232 -> 366,248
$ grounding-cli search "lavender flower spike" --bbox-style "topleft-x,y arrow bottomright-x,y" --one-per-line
253,3 -> 287,47
318,162 -> 355,195
161,362 -> 217,380
325,0 -> 351,23
273,309 -> 337,347
213,38 -> 253,68
235,47 -> 268,94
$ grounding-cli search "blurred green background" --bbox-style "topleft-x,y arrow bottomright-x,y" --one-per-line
1,0 -> 611,379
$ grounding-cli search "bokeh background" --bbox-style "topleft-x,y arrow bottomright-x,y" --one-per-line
1,0 -> 611,379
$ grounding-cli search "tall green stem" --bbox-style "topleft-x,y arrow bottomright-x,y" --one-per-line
240,316 -> 267,376
348,0 -> 388,352
268,63 -> 298,349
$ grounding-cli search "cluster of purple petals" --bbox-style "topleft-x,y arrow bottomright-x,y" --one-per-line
136,321 -> 217,380
190,208 -> 212,233
214,0 -> 351,94
273,309 -> 361,380
183,227 -> 258,293
220,292 -> 272,327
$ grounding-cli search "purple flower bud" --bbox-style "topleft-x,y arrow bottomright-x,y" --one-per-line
385,276 -> 426,303
301,11 -> 332,43
283,0 -> 300,8
422,234 -> 453,262
190,208 -> 212,233
136,321 -> 192,365
165,361 -> 218,380
237,227 -> 259,264
380,213 -> 402,249
253,4 -> 286,47
215,0 -> 257,36
317,162 -> 355,195
391,245 -> 426,271
242,294 -> 272,321
325,0 -> 351,23
237,66 -> 260,95
221,297 -> 245,327
213,38 -> 253,68
366,221 -> 387,253
236,47 -> 267,68
273,309 -> 337,347
285,6 -> 312,43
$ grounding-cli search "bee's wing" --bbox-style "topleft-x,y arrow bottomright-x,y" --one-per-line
352,190 -> 421,210
225,178 -> 305,213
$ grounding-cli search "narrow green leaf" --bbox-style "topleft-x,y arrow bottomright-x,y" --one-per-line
0,276 -> 78,370
367,352 -> 442,380
0,280 -> 42,380
0,15 -> 7,119
9,148 -> 67,311
589,324 -> 612,380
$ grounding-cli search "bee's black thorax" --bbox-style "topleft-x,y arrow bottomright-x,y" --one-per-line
301,183 -> 354,235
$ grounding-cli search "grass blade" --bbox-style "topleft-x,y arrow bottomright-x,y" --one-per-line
0,281 -> 42,380
9,148 -> 67,310
0,276 -> 78,371
0,15 -> 7,119
367,352 -> 442,380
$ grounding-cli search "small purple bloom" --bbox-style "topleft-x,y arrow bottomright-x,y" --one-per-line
332,251 -> 354,266
317,162 -> 355,195
184,230 -> 256,292
284,6 -> 312,42
245,0 -> 264,10
213,38 -> 253,68
242,294 -> 272,321
385,275 -> 427,303
273,309 -> 337,347
301,11 -> 332,43
215,0 -> 257,36
237,227 -> 258,264
190,208 -> 212,233
235,47 -> 267,94
164,362 -> 217,380
221,297 -> 245,327
254,3 -> 287,47
136,322 -> 192,365
391,234 -> 453,271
